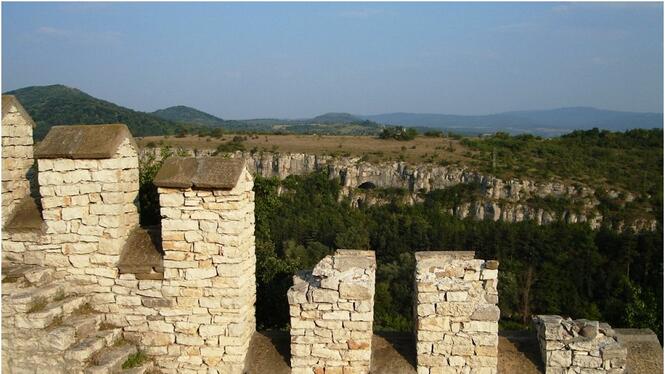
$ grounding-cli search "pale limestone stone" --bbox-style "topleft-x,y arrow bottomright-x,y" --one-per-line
160,193 -> 185,207
415,252 -> 499,373
162,220 -> 199,231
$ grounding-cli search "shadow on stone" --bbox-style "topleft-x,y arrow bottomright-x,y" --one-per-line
3,195 -> 44,233
117,226 -> 164,279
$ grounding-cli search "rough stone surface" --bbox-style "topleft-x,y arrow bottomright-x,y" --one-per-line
288,249 -> 376,374
3,126 -> 139,305
3,196 -> 44,233
414,251 -> 499,374
117,226 -> 163,278
153,157 -> 245,189
2,95 -> 35,226
34,124 -> 137,159
533,315 -> 627,374
1,120 -> 146,373
0,263 -> 134,374
119,163 -> 255,373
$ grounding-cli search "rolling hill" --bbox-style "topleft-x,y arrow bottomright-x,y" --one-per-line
152,105 -> 226,127
4,85 -> 199,140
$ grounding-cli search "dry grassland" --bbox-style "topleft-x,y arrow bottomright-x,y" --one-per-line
136,134 -> 479,164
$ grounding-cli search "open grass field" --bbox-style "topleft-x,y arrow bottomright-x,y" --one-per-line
136,134 -> 478,164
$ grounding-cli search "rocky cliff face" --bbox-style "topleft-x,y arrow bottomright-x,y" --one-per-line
140,147 -> 657,231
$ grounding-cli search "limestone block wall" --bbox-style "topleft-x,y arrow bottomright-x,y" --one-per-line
1,123 -> 145,374
114,161 -> 256,374
533,315 -> 627,374
35,138 -> 138,264
414,251 -> 500,374
288,249 -> 376,374
1,96 -> 35,225
3,127 -> 139,297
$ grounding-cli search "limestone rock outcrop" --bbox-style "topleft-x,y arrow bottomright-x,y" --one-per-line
140,148 -> 656,230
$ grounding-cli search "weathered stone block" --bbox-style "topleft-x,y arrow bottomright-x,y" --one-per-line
415,252 -> 499,373
289,250 -> 375,372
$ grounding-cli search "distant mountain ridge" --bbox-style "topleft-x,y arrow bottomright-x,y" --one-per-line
359,107 -> 663,135
310,112 -> 360,124
4,84 -> 662,138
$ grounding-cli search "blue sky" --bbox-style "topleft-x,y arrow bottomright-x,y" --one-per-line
2,2 -> 663,119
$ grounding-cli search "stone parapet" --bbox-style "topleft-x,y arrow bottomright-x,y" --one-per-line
1,95 -> 35,225
533,315 -> 627,374
414,251 -> 500,374
114,157 -> 256,373
3,124 -> 140,311
288,249 -> 376,374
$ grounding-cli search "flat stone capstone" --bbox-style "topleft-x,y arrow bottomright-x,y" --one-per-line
34,124 -> 136,159
153,157 -> 245,189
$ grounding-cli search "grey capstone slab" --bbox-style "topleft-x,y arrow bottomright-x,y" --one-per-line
35,124 -> 136,159
153,157 -> 245,189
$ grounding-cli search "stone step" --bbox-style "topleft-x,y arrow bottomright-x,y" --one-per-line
23,266 -> 56,285
118,361 -> 153,374
6,283 -> 64,310
1,279 -> 29,296
14,295 -> 89,328
43,324 -> 78,351
2,264 -> 54,286
85,344 -> 138,374
65,328 -> 123,363
62,313 -> 104,339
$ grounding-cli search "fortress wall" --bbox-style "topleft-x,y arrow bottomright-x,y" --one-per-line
115,162 -> 256,374
287,249 -> 376,374
2,126 -> 140,296
34,137 -> 139,276
533,315 -> 627,374
1,97 -> 34,225
1,123 -> 144,373
414,251 -> 500,374
1,110 -> 258,373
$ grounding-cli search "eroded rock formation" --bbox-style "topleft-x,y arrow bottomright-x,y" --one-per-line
141,148 -> 657,231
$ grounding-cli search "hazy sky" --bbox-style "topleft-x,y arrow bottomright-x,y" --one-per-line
2,2 -> 663,119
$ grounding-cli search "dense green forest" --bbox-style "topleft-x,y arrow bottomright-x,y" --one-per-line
247,172 -> 662,338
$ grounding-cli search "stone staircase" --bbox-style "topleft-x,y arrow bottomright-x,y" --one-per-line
2,263 -> 156,374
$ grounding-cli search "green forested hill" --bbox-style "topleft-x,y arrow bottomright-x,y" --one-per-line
152,105 -> 226,127
5,85 -> 200,140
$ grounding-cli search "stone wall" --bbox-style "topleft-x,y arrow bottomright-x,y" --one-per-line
1,96 -> 35,225
414,251 -> 500,374
288,249 -> 376,374
533,315 -> 627,374
3,127 -> 139,298
114,157 -> 256,373
2,119 -> 258,373
2,123 -> 144,373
